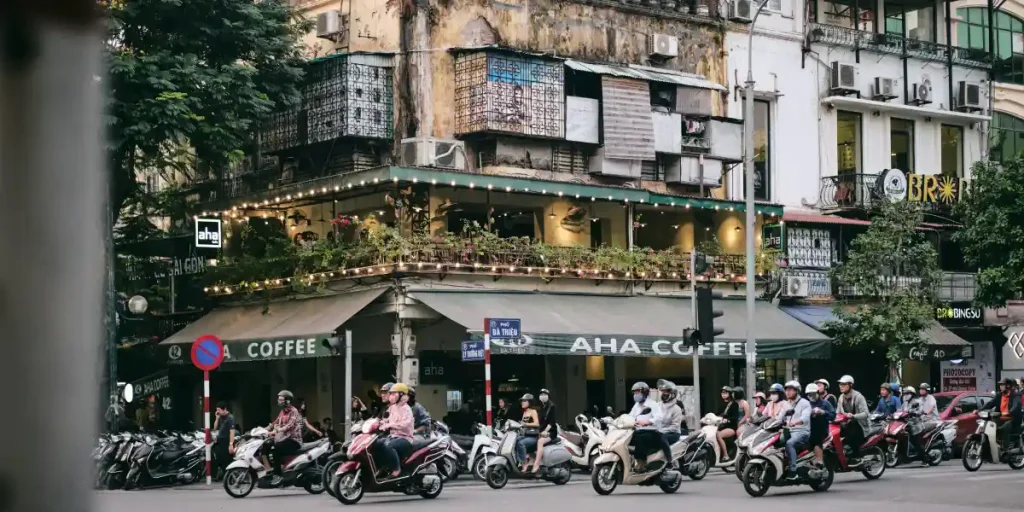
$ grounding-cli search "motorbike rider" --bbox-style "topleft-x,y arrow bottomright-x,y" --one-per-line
515,393 -> 540,471
407,387 -> 432,436
629,382 -> 668,470
805,383 -> 836,467
657,380 -> 684,448
917,383 -> 939,421
264,390 -> 303,483
900,385 -> 919,412
874,382 -> 901,415
816,379 -> 838,409
532,389 -> 558,474
980,377 -> 1022,450
374,383 -> 394,419
377,382 -> 415,478
716,386 -> 741,461
783,381 -> 811,480
734,386 -> 752,425
762,383 -> 790,421
753,392 -> 767,417
836,375 -> 870,461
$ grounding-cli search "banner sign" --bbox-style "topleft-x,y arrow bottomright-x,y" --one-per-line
166,336 -> 333,364
130,370 -> 171,397
902,344 -> 972,362
941,367 -> 977,392
934,302 -> 984,326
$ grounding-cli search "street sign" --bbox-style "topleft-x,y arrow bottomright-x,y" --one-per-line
462,340 -> 485,362
194,218 -> 222,249
487,318 -> 521,344
190,335 -> 225,371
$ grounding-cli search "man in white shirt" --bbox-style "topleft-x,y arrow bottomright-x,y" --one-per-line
629,382 -> 668,470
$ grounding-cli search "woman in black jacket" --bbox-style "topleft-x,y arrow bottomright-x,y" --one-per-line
532,388 -> 558,473
715,386 -> 740,461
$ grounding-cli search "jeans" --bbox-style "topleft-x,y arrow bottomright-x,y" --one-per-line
213,442 -> 231,478
517,436 -> 538,464
785,430 -> 810,473
271,439 -> 300,474
378,437 -> 413,473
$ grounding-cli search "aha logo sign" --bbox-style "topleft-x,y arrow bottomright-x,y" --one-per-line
195,218 -> 222,249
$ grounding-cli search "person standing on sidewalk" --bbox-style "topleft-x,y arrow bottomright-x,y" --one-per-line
212,402 -> 236,481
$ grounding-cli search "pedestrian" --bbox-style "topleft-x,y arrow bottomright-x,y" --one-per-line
351,396 -> 369,421
296,398 -> 323,440
212,402 -> 236,481
322,417 -> 340,444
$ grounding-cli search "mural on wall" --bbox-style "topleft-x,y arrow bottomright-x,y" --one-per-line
455,51 -> 564,138
559,204 -> 588,233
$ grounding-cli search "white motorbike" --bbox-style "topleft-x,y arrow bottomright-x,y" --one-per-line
468,423 -> 501,480
961,410 -> 1024,471
222,427 -> 333,498
429,421 -> 462,481
590,413 -> 685,495
678,413 -> 735,480
561,414 -> 613,471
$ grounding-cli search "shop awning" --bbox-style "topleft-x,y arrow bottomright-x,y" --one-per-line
565,60 -> 727,91
409,291 -> 830,359
159,288 -> 388,363
780,304 -> 969,348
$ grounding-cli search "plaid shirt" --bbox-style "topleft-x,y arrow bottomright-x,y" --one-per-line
273,405 -> 302,443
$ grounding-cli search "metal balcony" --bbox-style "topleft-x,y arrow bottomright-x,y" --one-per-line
807,23 -> 990,69
819,173 -> 882,211
939,272 -> 977,302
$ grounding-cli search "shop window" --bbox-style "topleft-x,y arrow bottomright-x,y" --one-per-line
941,125 -> 964,177
823,0 -> 876,32
957,8 -> 1024,84
590,218 -> 604,248
890,118 -> 915,171
992,111 -> 1024,163
885,2 -> 935,40
837,110 -> 861,174
446,390 -> 463,413
449,206 -> 538,239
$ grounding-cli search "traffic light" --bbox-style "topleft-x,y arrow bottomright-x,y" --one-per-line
696,287 -> 724,344
683,327 -> 700,348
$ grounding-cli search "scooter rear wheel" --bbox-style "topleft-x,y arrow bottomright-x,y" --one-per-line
688,452 -> 710,481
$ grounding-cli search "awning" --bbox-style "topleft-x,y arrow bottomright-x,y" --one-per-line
409,291 -> 830,359
565,60 -> 727,92
159,288 -> 387,363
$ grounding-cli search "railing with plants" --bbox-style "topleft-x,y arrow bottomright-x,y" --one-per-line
204,221 -> 779,297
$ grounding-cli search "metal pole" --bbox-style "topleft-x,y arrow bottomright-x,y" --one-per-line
484,320 -> 492,428
106,206 -> 118,432
169,267 -> 176,314
344,330 -> 353,439
745,2 -> 769,400
204,370 -> 211,484
1,6 -> 104,512
690,251 -> 700,419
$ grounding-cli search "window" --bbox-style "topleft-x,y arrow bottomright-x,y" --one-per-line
958,396 -> 980,414
754,100 -> 771,200
941,125 -> 964,177
992,111 -> 1024,163
957,8 -> 1024,84
885,2 -> 935,41
890,118 -> 915,171
837,111 -> 861,174
823,0 -> 876,32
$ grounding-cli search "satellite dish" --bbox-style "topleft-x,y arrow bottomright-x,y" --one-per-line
123,383 -> 135,403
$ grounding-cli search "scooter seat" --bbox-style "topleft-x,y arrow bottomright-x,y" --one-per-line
561,431 -> 582,445
158,449 -> 188,461
865,425 -> 883,438
410,439 -> 434,452
299,439 -> 325,452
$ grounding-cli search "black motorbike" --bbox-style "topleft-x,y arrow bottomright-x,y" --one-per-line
124,432 -> 205,490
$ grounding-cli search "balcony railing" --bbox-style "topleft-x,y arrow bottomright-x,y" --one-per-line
820,173 -> 882,210
807,23 -> 990,69
939,271 -> 977,302
118,310 -> 206,348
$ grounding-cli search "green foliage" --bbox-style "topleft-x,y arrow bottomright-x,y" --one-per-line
954,160 -> 1024,306
822,201 -> 940,364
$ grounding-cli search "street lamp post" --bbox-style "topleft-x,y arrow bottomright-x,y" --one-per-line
744,0 -> 771,401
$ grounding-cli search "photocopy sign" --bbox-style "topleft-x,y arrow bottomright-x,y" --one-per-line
194,218 -> 222,249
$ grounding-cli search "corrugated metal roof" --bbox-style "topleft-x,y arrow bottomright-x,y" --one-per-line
565,60 -> 727,91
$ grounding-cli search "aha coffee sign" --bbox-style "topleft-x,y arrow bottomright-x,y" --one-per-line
195,218 -> 222,249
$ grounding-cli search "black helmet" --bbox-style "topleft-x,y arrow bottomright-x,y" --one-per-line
657,380 -> 677,400
631,382 -> 650,395
732,386 -> 746,400
520,393 -> 534,402
1002,377 -> 1017,388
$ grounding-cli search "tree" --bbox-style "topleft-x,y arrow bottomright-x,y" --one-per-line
822,201 -> 940,373
105,0 -> 312,216
954,160 -> 1024,307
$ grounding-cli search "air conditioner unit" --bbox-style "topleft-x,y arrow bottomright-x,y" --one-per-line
316,10 -> 342,39
784,276 -> 810,298
872,77 -> 896,101
910,81 -> 932,105
400,137 -> 466,170
648,34 -> 679,59
957,81 -> 983,111
830,62 -> 858,92
729,0 -> 754,23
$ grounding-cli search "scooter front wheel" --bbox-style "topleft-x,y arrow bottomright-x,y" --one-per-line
591,462 -> 619,495
741,462 -> 771,498
485,465 -> 509,490
323,460 -> 343,497
962,439 -> 983,472
333,471 -> 364,505
223,468 -> 256,498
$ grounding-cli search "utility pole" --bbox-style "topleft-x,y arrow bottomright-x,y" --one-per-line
690,250 -> 700,418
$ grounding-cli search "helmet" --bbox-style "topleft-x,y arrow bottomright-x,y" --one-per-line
657,379 -> 676,392
407,386 -> 417,399
815,379 -> 830,390
769,383 -> 785,394
277,390 -> 294,401
390,383 -> 410,394
784,380 -> 801,391
1002,377 -> 1017,388
380,382 -> 394,393
539,388 -> 550,396
721,386 -> 735,395
890,383 -> 901,393
754,392 -> 767,400
632,382 -> 650,393
838,375 -> 855,386
919,383 -> 931,393
520,393 -> 534,402
902,386 -> 916,395
732,386 -> 746,400
804,383 -> 819,394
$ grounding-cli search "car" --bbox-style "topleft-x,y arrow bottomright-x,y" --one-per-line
934,390 -> 996,455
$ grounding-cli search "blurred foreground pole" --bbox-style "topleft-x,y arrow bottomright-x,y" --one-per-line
0,2 -> 104,512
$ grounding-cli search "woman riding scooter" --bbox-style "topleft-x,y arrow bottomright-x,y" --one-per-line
515,394 -> 540,471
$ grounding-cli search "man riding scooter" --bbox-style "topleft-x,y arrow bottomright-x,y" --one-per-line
836,375 -> 869,463
874,383 -> 901,416
980,378 -> 1022,450
657,381 -> 684,447
782,381 -> 811,481
629,382 -> 669,471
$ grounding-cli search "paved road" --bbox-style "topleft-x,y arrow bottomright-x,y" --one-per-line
96,465 -> 1022,512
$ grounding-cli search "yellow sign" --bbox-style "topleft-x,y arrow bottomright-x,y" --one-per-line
906,173 -> 965,205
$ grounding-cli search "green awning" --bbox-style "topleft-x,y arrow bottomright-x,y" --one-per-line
647,193 -> 784,217
409,290 -> 830,359
159,288 -> 387,363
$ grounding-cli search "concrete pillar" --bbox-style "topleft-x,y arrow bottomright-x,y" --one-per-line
565,356 -> 587,421
604,357 -> 627,414
316,357 -> 333,422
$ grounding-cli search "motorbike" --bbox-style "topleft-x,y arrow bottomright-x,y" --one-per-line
323,420 -> 364,498
884,410 -> 955,467
734,416 -> 776,480
431,421 -> 462,481
483,420 -> 573,489
124,431 -> 205,490
468,423 -> 501,480
676,413 -> 735,481
93,433 -> 126,489
330,418 -> 448,505
222,427 -> 333,498
590,413 -> 685,495
826,412 -> 886,479
561,414 -> 611,471
106,433 -> 146,490
961,410 -> 1024,471
740,417 -> 834,497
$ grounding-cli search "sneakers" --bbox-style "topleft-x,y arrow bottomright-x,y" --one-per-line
784,470 -> 799,481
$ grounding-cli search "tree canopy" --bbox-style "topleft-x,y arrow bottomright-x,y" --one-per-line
954,160 -> 1024,307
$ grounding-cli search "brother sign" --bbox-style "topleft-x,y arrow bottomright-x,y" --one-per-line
195,218 -> 222,249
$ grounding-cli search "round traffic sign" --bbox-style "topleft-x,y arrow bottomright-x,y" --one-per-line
191,335 -> 225,371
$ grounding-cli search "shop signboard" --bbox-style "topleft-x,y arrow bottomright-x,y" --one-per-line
934,302 -> 983,327
1002,329 -> 1024,381
472,333 -> 829,360
166,336 -> 334,364
762,224 -> 783,252
462,340 -> 485,362
902,344 -> 972,362
194,218 -> 222,249
878,169 -> 967,208
941,366 -> 977,392
130,370 -> 171,398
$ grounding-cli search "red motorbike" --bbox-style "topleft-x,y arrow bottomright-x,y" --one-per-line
884,410 -> 955,468
330,419 -> 448,505
826,412 -> 887,480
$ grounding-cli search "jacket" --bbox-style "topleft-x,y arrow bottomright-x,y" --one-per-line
630,399 -> 664,431
660,402 -> 684,434
718,400 -> 741,429
836,390 -> 870,431
808,398 -> 836,434
982,390 -> 1023,420
874,395 -> 901,415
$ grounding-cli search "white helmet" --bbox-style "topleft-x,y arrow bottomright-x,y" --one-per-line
815,378 -> 830,390
804,383 -> 819,394
902,386 -> 916,395
838,375 -> 855,386
784,380 -> 801,391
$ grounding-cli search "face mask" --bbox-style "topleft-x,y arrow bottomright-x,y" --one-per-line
278,402 -> 287,409
539,395 -> 549,403
769,394 -> 779,402
633,394 -> 644,403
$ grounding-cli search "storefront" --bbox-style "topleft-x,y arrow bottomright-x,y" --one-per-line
1001,326 -> 1024,383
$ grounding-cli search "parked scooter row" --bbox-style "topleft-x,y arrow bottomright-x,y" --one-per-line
93,430 -> 205,490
